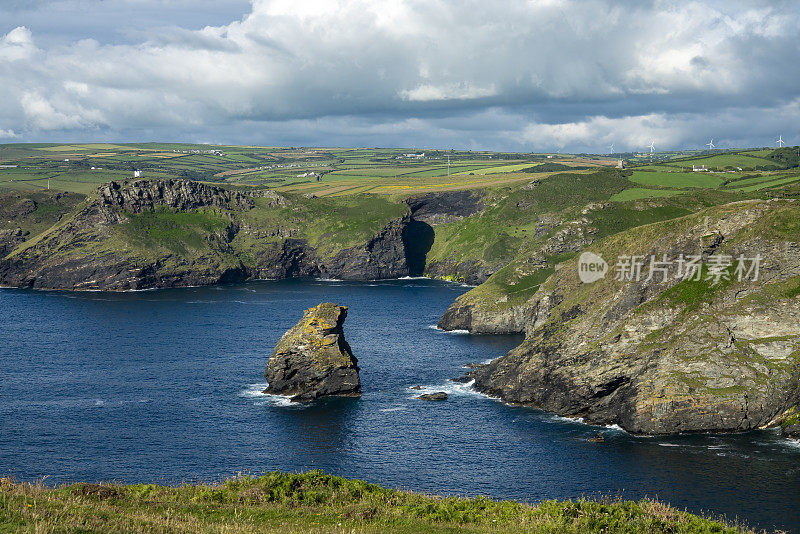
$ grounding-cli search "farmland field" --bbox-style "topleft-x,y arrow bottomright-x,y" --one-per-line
629,170 -> 724,189
0,143 -> 599,197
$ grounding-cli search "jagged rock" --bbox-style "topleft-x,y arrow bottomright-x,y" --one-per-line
405,191 -> 484,227
409,385 -> 423,390
264,303 -> 361,402
463,200 -> 800,435
417,392 -> 447,401
0,228 -> 25,257
523,179 -> 540,190
99,179 -> 257,212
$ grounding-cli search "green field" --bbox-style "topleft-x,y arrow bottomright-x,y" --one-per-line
639,152 -> 777,171
0,144 -> 601,197
729,174 -> 800,192
629,171 -> 724,189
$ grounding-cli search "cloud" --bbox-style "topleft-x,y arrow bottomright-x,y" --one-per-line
0,1 -> 799,150
400,83 -> 498,102
0,26 -> 36,61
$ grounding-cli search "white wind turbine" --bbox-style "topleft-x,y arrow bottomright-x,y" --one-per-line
609,143 -> 614,155
706,138 -> 715,150
777,135 -> 786,148
648,140 -> 655,154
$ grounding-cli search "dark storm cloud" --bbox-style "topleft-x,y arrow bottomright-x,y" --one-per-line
0,0 -> 798,151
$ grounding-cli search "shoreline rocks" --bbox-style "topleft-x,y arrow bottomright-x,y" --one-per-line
417,392 -> 447,401
264,303 -> 361,402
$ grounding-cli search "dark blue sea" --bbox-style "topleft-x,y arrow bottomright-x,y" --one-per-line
1,279 -> 798,532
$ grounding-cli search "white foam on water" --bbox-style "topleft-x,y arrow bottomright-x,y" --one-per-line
239,383 -> 269,398
603,424 -> 628,434
546,414 -> 586,425
781,439 -> 800,450
397,276 -> 430,280
427,324 -> 470,334
379,405 -> 407,412
239,383 -> 297,408
658,443 -> 681,447
316,278 -> 343,282
406,379 -> 502,403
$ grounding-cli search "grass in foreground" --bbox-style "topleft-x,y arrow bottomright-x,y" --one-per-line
0,471 -> 753,533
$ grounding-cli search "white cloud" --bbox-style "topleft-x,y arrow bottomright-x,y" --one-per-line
0,26 -> 36,61
0,1 -> 798,149
400,83 -> 498,102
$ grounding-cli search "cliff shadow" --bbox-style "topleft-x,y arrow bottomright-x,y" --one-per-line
402,220 -> 435,276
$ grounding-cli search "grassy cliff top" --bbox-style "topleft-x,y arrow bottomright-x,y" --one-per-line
0,471 -> 751,533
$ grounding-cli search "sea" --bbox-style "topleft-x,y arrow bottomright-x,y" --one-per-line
1,279 -> 798,531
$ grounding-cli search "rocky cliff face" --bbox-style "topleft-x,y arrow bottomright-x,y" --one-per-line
0,179 -> 441,290
98,179 -> 258,213
462,200 -> 800,435
438,215 -> 596,333
264,303 -> 361,402
405,191 -> 492,285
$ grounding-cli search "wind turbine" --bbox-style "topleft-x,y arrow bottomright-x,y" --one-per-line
648,141 -> 655,154
777,135 -> 786,148
609,143 -> 614,155
706,138 -> 715,150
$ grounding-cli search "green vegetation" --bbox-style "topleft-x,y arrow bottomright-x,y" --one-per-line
609,188 -> 684,201
0,471 -> 751,533
656,263 -> 739,313
1,143 -> 597,198
121,209 -> 231,255
629,171 -> 724,189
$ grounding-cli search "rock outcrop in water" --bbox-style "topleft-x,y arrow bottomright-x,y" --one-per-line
264,303 -> 361,402
462,200 -> 800,436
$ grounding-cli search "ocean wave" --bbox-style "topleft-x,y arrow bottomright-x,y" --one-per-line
546,414 -> 586,425
427,324 -> 470,334
239,383 -> 298,408
781,438 -> 800,450
406,379 -> 493,400
379,405 -> 407,412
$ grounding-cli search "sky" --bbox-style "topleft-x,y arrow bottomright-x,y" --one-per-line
1,0 -> 799,152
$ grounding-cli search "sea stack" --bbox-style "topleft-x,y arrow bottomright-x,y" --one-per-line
264,303 -> 361,402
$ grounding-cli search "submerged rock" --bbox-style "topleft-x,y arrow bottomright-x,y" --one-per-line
417,392 -> 447,401
264,303 -> 361,402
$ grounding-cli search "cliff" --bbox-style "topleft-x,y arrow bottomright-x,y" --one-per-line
0,179 -> 434,290
462,200 -> 800,435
